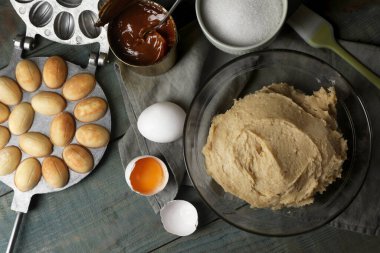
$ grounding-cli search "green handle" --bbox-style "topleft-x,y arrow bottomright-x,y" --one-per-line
301,10 -> 380,89
329,41 -> 380,89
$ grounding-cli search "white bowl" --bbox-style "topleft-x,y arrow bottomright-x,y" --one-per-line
195,0 -> 288,55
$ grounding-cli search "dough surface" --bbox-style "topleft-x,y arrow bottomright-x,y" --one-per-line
202,83 -> 347,209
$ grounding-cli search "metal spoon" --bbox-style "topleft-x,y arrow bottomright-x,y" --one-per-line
140,0 -> 183,38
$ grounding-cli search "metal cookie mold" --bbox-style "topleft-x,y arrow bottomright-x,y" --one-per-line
16,0 -> 34,3
29,1 -> 53,27
0,38 -> 112,214
10,0 -> 109,57
54,11 -> 75,40
79,10 -> 101,39
56,0 -> 83,8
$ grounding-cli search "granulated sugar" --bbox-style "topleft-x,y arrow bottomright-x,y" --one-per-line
201,0 -> 284,46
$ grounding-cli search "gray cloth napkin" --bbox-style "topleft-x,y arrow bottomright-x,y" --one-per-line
117,23 -> 380,236
117,24 -> 210,212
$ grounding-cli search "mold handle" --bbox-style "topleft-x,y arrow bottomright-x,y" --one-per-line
11,191 -> 32,213
6,212 -> 24,253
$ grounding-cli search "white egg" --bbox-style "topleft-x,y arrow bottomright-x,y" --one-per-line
125,155 -> 169,196
137,102 -> 186,143
160,200 -> 198,236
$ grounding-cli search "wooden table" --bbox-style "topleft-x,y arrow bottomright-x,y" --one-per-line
1,1 -> 380,252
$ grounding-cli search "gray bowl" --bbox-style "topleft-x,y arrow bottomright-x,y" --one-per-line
196,0 -> 288,55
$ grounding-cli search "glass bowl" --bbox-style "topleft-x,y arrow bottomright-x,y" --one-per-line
184,50 -> 372,236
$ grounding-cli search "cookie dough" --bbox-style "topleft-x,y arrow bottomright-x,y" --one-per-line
202,83 -> 347,209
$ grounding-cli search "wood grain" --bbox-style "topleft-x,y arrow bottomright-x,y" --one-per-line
154,219 -> 380,253
1,0 -> 380,252
0,141 -> 214,252
2,143 -> 379,253
0,142 -> 174,252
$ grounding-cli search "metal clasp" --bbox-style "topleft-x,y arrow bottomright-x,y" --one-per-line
14,35 -> 107,68
88,52 -> 108,67
14,35 -> 35,51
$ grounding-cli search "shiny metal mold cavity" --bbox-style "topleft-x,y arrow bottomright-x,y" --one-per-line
54,12 -> 75,40
56,0 -> 82,8
29,1 -> 53,27
79,10 -> 101,39
16,0 -> 34,3
10,0 -> 109,56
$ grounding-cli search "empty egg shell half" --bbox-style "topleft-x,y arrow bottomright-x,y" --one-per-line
160,200 -> 198,236
125,155 -> 169,196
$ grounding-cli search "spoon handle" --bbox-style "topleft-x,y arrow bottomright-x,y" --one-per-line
158,0 -> 183,26
329,41 -> 380,89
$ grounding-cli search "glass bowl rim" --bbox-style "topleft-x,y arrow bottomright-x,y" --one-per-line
183,49 -> 373,236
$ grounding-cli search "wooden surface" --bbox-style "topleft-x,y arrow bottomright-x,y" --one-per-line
1,0 -> 380,252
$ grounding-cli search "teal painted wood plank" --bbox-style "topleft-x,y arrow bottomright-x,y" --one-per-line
0,185 -> 12,198
0,141 -> 219,253
0,142 -> 174,253
154,219 -> 380,253
1,1 -> 380,253
0,1 -> 25,69
96,54 -> 129,140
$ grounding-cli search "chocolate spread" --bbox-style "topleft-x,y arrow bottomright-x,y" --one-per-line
109,1 -> 176,65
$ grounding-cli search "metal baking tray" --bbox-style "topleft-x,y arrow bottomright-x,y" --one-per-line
9,0 -> 109,55
0,43 -> 112,214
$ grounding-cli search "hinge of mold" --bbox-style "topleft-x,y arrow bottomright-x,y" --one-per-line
14,35 -> 108,68
14,35 -> 35,51
88,51 -> 108,67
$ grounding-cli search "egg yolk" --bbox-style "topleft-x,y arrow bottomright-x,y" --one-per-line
130,157 -> 164,195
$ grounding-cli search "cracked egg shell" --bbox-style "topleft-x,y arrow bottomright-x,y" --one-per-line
160,200 -> 198,236
125,155 -> 169,196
